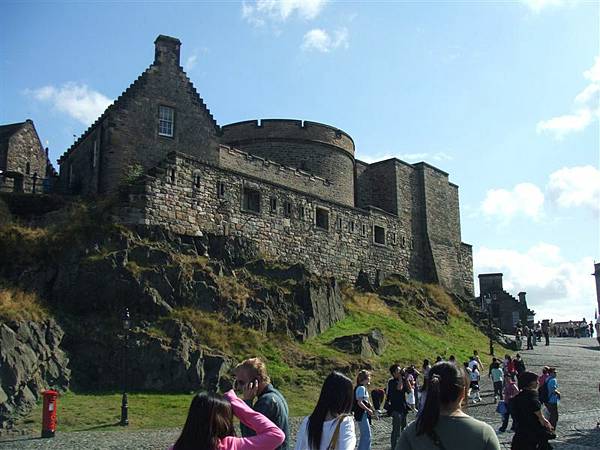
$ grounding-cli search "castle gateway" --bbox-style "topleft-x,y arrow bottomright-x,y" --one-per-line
58,35 -> 473,294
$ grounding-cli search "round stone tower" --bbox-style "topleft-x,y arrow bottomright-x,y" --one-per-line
220,119 -> 355,207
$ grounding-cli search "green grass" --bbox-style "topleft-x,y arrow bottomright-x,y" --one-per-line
23,392 -> 192,432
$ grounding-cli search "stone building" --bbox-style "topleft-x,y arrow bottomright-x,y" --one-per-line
57,35 -> 473,294
0,120 -> 56,193
478,273 -> 535,333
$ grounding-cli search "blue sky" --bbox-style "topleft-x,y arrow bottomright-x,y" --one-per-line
1,0 -> 598,322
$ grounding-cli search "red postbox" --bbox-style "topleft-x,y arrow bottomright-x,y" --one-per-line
41,390 -> 58,438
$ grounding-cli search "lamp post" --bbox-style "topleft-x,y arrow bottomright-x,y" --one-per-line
120,307 -> 130,426
483,294 -> 495,356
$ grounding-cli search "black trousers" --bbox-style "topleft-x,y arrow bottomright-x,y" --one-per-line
511,433 -> 552,450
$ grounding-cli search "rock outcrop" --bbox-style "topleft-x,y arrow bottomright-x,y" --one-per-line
0,319 -> 70,429
330,329 -> 386,358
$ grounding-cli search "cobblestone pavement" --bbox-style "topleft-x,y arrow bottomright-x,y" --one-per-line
1,337 -> 598,449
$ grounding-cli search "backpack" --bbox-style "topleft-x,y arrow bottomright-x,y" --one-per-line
538,380 -> 549,403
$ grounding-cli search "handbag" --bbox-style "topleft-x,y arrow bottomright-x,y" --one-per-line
496,400 -> 507,415
327,414 -> 351,450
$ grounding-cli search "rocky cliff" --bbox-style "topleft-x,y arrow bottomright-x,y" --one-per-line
0,319 -> 70,429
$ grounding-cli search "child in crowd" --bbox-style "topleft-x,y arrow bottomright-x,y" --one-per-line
469,364 -> 481,403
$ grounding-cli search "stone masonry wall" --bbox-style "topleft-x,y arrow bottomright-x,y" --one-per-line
121,152 -> 414,283
416,163 -> 466,293
5,122 -> 47,193
460,243 -> 474,295
221,120 -> 355,207
59,36 -> 220,195
219,146 -> 345,206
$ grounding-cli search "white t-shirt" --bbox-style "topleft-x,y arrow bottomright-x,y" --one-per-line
294,415 -> 356,450
468,360 -> 479,371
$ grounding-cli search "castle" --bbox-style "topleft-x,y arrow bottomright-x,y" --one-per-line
56,35 -> 474,294
478,273 -> 535,333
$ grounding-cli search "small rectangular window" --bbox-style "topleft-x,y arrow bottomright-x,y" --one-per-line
270,197 -> 278,213
315,207 -> 329,230
284,201 -> 292,217
336,217 -> 342,230
349,221 -> 355,232
374,225 -> 386,245
361,224 -> 366,236
299,206 -> 305,220
158,105 -> 174,137
194,174 -> 201,188
169,168 -> 176,184
242,187 -> 261,213
218,181 -> 226,198
401,236 -> 406,248
391,232 -> 397,245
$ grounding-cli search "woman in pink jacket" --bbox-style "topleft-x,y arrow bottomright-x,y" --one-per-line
169,387 -> 285,450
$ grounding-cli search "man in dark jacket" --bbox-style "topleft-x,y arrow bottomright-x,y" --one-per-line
234,357 -> 289,450
385,364 -> 408,450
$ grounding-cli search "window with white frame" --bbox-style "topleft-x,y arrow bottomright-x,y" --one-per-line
158,106 -> 174,137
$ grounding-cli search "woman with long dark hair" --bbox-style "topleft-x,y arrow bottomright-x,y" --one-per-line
294,371 -> 356,450
395,362 -> 500,450
169,388 -> 285,450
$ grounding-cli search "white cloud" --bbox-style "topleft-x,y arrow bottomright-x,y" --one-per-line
184,54 -> 198,72
25,82 -> 111,125
242,0 -> 327,26
474,245 -> 595,322
481,183 -> 544,221
301,27 -> 349,52
537,55 -> 600,139
536,109 -> 593,140
521,0 -> 567,13
547,165 -> 600,211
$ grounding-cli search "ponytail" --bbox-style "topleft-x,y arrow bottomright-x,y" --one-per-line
416,362 -> 467,438
416,374 -> 442,436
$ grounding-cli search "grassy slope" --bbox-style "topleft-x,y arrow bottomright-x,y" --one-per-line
18,285 -> 495,432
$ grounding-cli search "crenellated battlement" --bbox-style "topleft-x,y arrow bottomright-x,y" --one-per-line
220,119 -> 355,157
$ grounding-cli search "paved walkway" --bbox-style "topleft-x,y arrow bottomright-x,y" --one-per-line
1,337 -> 599,449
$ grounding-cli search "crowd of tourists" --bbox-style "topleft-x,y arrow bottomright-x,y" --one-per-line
167,352 -> 565,450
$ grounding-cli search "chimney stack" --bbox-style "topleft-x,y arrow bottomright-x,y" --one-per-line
154,35 -> 181,66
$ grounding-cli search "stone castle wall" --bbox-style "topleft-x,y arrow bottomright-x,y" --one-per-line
1,122 -> 48,194
221,120 -> 355,207
120,152 -> 415,283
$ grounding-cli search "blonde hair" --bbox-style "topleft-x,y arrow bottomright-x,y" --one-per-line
356,369 -> 370,385
234,357 -> 271,384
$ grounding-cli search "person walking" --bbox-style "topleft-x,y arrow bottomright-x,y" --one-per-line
168,389 -> 285,450
514,354 -> 526,375
490,361 -> 504,403
545,368 -> 560,430
395,362 -> 500,450
386,364 -> 408,450
498,373 -> 519,433
354,370 -> 374,450
510,371 -> 554,450
294,372 -> 356,450
542,321 -> 550,346
234,358 -> 290,450
469,364 -> 481,404
525,326 -> 534,350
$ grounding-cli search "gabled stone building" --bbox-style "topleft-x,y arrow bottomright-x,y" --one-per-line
57,35 -> 474,294
478,273 -> 535,333
0,119 -> 55,193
